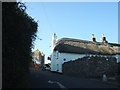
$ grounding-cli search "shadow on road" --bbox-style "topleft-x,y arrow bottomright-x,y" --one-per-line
25,68 -> 119,88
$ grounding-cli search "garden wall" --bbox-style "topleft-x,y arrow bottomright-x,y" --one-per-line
62,56 -> 118,79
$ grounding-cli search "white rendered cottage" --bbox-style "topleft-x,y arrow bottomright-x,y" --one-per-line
49,33 -> 120,73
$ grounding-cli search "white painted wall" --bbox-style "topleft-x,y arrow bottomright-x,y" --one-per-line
51,51 -> 57,71
50,51 -> 120,73
50,51 -> 86,73
59,53 -> 86,64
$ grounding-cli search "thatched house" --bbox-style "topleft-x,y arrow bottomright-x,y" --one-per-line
49,33 -> 120,73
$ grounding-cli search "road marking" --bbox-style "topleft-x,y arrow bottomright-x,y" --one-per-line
48,80 -> 67,89
56,82 -> 66,88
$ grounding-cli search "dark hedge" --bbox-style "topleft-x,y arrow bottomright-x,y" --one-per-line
2,2 -> 38,88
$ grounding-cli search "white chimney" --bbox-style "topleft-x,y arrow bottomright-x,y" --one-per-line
51,33 -> 57,52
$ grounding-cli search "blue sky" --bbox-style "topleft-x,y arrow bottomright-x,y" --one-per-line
24,2 -> 118,64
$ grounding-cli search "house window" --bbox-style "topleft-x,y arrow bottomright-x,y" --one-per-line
64,58 -> 66,61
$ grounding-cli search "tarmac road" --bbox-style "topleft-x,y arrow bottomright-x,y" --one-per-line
26,68 -> 118,89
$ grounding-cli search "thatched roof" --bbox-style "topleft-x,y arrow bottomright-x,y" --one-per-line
54,38 -> 120,55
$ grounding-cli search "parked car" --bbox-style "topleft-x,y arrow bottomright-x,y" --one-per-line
44,64 -> 51,71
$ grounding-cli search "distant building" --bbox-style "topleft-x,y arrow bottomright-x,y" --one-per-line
32,49 -> 45,70
49,33 -> 120,73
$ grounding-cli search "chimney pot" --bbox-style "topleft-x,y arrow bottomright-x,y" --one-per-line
92,34 -> 96,42
101,34 -> 108,44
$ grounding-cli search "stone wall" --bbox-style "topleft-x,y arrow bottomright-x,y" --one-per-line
62,56 -> 118,79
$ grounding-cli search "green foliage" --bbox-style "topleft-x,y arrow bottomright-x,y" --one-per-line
2,2 -> 38,88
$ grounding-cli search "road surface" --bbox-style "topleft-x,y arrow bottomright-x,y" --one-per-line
26,68 -> 118,89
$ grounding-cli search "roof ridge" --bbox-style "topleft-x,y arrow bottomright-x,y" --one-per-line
56,37 -> 120,46
57,37 -> 90,43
